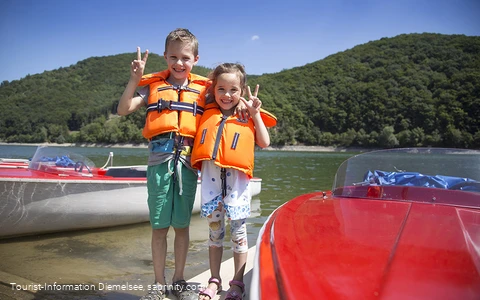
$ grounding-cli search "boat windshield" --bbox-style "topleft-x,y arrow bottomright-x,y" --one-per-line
28,146 -> 96,176
332,148 -> 480,207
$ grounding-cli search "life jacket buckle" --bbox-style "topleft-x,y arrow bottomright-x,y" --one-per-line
174,85 -> 198,94
156,98 -> 172,112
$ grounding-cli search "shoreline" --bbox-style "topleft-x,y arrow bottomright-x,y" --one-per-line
0,142 -> 369,153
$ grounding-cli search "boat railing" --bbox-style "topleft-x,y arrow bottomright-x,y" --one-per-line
100,152 -> 114,169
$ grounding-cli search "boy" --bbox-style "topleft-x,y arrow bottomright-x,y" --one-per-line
117,28 -> 206,300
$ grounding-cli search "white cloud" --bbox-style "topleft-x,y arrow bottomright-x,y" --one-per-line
251,35 -> 260,41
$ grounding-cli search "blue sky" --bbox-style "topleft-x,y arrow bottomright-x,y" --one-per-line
1,0 -> 479,82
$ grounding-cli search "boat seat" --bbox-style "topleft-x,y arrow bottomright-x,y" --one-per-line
105,167 -> 147,178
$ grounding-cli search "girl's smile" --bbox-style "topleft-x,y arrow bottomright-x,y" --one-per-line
214,73 -> 243,115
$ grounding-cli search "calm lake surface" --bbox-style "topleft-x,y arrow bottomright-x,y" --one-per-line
0,145 -> 357,299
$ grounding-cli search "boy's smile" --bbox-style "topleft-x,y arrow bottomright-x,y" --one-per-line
164,40 -> 199,86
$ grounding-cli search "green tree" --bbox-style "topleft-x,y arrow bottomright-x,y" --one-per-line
378,126 -> 399,148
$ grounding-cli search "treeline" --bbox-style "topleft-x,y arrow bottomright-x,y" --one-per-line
1,33 -> 479,148
248,33 -> 480,148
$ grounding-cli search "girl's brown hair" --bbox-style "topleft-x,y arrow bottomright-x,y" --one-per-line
206,63 -> 247,104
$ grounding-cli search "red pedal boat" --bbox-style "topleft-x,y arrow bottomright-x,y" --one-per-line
0,146 -> 262,238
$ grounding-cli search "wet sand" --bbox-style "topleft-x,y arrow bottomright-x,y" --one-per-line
0,214 -> 231,300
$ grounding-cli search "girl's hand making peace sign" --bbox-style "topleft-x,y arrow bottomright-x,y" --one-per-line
239,84 -> 262,117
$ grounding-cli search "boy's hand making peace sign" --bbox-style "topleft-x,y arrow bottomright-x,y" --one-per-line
131,47 -> 149,81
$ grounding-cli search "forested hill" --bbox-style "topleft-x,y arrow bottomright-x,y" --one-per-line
1,33 -> 479,148
248,33 -> 480,148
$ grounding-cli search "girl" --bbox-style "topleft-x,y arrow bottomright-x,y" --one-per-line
191,63 -> 275,300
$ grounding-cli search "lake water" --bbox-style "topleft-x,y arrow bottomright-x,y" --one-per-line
0,145 -> 357,299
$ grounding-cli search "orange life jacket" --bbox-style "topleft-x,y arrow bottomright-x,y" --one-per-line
140,70 -> 210,139
191,105 -> 277,178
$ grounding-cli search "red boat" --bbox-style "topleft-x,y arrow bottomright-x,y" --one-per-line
251,148 -> 480,300
0,146 -> 262,238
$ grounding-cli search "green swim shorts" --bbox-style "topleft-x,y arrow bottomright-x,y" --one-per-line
146,161 -> 198,229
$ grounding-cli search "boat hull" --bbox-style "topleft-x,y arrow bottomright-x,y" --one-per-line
0,174 -> 262,238
0,178 -> 148,238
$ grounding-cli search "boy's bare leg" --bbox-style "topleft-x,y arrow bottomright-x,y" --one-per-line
152,228 -> 169,285
172,226 -> 189,283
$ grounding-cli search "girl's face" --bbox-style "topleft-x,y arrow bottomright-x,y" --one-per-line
214,72 -> 242,115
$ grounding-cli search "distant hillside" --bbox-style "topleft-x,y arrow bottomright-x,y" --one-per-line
248,33 -> 480,148
0,53 -> 211,144
1,33 -> 479,148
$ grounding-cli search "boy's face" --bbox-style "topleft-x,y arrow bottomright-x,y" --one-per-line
164,40 -> 199,86
214,72 -> 242,115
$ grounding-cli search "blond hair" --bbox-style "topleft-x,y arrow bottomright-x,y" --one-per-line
165,28 -> 199,56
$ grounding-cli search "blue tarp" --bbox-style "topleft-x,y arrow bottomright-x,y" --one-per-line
39,155 -> 76,167
363,170 -> 480,192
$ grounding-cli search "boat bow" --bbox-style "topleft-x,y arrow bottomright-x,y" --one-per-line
253,148 -> 480,299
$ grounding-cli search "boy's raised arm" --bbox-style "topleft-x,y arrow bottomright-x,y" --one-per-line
118,47 -> 149,116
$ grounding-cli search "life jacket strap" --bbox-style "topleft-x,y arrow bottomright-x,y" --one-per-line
173,85 -> 201,94
172,136 -> 185,182
211,115 -> 229,160
146,99 -> 205,115
157,84 -> 202,94
221,167 -> 227,198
